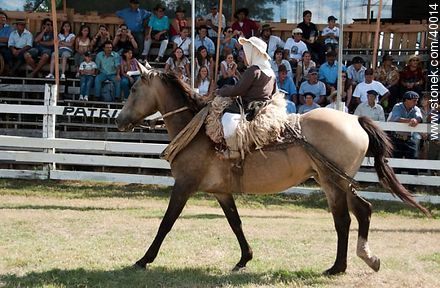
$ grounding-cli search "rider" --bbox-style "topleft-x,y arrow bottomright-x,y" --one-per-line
217,36 -> 277,159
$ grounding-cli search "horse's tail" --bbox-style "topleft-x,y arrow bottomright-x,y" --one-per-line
357,116 -> 431,217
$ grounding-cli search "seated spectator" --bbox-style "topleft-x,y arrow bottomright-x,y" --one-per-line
354,90 -> 385,121
231,8 -> 259,39
205,3 -> 226,46
78,51 -> 97,101
319,50 -> 346,93
113,24 -> 138,55
375,54 -> 400,111
46,21 -> 75,80
326,91 -> 348,112
165,47 -> 190,82
297,10 -> 325,64
8,19 -> 33,74
220,27 -> 241,59
277,64 -> 297,113
195,65 -> 212,98
142,4 -> 169,62
217,53 -> 239,87
24,18 -> 54,78
346,56 -> 366,87
120,48 -> 140,100
419,93 -> 433,159
341,71 -> 353,110
352,68 -> 389,106
74,25 -> 91,77
95,41 -> 121,102
271,47 -> 292,79
116,0 -> 151,57
0,11 -> 13,73
298,92 -> 320,114
298,67 -> 326,105
388,91 -> 422,160
321,15 -> 339,53
91,25 -> 112,54
172,26 -> 191,57
295,50 -> 316,87
170,6 -> 188,41
283,28 -> 308,70
195,45 -> 214,78
399,54 -> 425,99
194,25 -> 215,56
259,23 -> 284,59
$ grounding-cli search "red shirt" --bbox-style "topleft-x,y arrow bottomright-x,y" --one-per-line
231,18 -> 259,39
170,19 -> 188,37
400,66 -> 424,84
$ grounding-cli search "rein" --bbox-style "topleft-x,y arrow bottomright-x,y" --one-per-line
137,106 -> 190,128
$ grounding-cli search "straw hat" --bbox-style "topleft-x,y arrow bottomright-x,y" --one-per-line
238,37 -> 270,60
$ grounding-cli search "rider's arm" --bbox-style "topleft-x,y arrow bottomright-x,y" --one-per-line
217,66 -> 256,97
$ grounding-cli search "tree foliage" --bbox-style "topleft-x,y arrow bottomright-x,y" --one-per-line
23,0 -> 63,12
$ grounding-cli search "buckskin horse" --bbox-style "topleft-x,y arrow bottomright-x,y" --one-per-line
115,63 -> 430,275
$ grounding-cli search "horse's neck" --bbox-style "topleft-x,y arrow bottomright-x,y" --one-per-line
163,110 -> 194,139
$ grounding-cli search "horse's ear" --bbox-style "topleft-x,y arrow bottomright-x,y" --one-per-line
136,59 -> 151,75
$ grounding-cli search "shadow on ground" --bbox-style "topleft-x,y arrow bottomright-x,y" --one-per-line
0,266 -> 327,288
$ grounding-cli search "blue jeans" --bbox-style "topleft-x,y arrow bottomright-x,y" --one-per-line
121,75 -> 140,99
95,73 -> 121,102
80,75 -> 94,96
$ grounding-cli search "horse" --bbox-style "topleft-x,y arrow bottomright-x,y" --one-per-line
115,63 -> 430,275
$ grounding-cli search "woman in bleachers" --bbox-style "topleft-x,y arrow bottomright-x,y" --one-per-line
142,3 -> 169,62
195,66 -> 212,99
120,48 -> 140,101
270,47 -> 292,80
195,45 -> 214,79
295,50 -> 316,87
91,25 -> 112,54
217,53 -> 239,87
220,26 -> 241,59
341,71 -> 354,111
170,6 -> 188,41
46,21 -> 75,80
113,24 -> 138,55
165,47 -> 190,83
74,25 -> 91,78
398,54 -> 424,102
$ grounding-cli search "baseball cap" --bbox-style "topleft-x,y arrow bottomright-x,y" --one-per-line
328,15 -> 337,21
366,90 -> 378,96
292,28 -> 303,34
308,67 -> 318,74
304,92 -> 316,99
403,91 -> 420,100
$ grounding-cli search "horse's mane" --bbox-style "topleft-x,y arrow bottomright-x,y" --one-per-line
141,69 -> 204,113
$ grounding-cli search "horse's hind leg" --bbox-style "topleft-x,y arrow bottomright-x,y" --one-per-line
347,189 -> 380,272
215,193 -> 253,271
135,182 -> 194,268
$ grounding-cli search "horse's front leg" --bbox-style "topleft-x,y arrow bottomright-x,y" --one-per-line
215,193 -> 253,271
135,182 -> 195,268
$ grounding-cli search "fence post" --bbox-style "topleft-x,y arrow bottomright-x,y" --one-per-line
43,84 -> 57,176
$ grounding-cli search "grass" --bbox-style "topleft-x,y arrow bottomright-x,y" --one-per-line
0,179 -> 439,288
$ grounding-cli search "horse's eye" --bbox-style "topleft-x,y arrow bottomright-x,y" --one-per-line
131,87 -> 136,93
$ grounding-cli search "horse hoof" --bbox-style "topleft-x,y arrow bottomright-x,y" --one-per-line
369,257 -> 380,272
232,264 -> 247,272
323,265 -> 346,276
133,261 -> 147,270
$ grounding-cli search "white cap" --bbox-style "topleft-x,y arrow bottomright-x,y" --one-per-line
292,28 -> 303,34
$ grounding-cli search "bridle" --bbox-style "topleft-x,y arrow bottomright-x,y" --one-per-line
135,106 -> 190,129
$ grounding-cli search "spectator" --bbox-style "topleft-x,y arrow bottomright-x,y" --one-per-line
375,54 -> 400,111
113,24 -> 138,55
8,19 -> 33,74
194,25 -> 215,56
172,26 -> 191,57
319,50 -> 346,93
271,47 -> 292,79
120,48 -> 140,100
0,12 -> 13,73
295,50 -> 316,87
259,23 -> 284,59
165,47 -> 190,82
24,18 -> 53,78
388,91 -> 422,160
399,54 -> 425,98
276,64 -> 297,113
95,41 -> 121,102
205,3 -> 226,46
195,65 -> 212,98
46,21 -> 75,80
417,93 -> 431,159
297,10 -> 324,64
170,6 -> 188,41
116,0 -> 151,56
326,91 -> 348,112
283,28 -> 308,70
142,4 -> 169,62
91,25 -> 112,54
220,26 -> 240,59
352,68 -> 389,106
346,56 -> 366,87
231,8 -> 259,38
299,67 -> 326,105
195,45 -> 214,78
78,51 -> 97,101
298,92 -> 320,114
321,15 -> 339,53
218,52 -> 239,87
74,25 -> 91,77
354,90 -> 385,121
341,71 -> 353,110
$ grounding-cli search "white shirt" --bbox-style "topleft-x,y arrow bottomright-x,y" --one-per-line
321,26 -> 340,44
261,35 -> 284,59
173,36 -> 191,56
58,33 -> 75,52
197,78 -> 210,96
79,61 -> 97,71
284,38 -> 308,61
270,59 -> 293,79
204,12 -> 226,38
8,29 -> 33,49
353,80 -> 389,103
354,102 -> 386,121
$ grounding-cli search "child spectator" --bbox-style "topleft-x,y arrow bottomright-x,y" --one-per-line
170,6 -> 188,41
195,45 -> 214,79
271,47 -> 292,79
91,25 -> 112,54
217,53 -> 239,87
78,52 -> 97,101
120,48 -> 140,100
113,24 -> 138,55
142,4 -> 169,62
346,56 -> 366,86
298,92 -> 320,114
165,47 -> 190,82
195,65 -> 212,98
74,25 -> 91,78
295,50 -> 316,87
24,18 -> 53,78
46,21 -> 75,80
172,26 -> 191,57
321,16 -> 339,53
284,28 -> 308,70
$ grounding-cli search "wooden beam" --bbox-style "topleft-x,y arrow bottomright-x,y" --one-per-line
214,0 -> 224,84
51,0 -> 60,98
